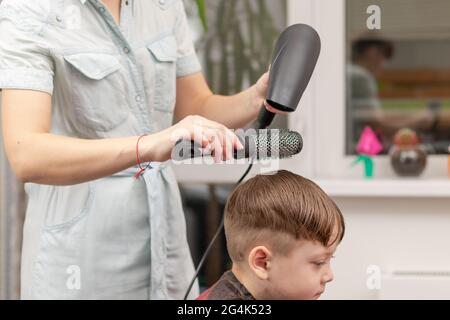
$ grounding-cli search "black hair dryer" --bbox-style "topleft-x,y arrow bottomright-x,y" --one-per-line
258,24 -> 321,129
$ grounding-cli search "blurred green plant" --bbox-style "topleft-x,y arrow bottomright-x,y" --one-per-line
195,0 -> 208,32
194,0 -> 286,95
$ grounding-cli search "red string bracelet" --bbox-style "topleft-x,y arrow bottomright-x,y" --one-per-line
134,134 -> 151,180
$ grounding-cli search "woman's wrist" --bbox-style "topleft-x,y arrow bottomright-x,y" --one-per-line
138,133 -> 164,163
247,84 -> 265,119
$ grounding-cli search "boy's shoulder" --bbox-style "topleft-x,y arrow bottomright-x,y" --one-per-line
197,271 -> 255,301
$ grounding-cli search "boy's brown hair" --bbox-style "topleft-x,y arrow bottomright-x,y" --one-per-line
224,170 -> 345,263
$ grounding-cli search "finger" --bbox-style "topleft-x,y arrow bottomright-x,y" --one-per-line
190,117 -> 243,157
222,127 -> 244,157
204,129 -> 223,163
216,127 -> 234,161
212,134 -> 224,163
201,119 -> 243,151
221,128 -> 235,161
195,133 -> 211,149
225,129 -> 244,159
265,101 -> 289,115
261,72 -> 270,86
186,124 -> 211,149
232,131 -> 244,151
216,125 -> 231,161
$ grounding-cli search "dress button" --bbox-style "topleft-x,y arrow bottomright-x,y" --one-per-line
123,47 -> 130,54
135,94 -> 143,103
159,0 -> 165,5
56,15 -> 62,22
99,7 -> 106,13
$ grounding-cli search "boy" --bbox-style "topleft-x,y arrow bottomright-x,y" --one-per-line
197,170 -> 345,300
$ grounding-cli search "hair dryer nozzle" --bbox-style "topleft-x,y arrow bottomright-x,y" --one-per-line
266,24 -> 321,113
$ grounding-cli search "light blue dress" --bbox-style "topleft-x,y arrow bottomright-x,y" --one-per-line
0,0 -> 201,299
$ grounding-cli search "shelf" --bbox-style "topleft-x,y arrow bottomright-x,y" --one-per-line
315,178 -> 450,198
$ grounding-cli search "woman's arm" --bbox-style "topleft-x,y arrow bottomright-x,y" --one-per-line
174,71 -> 284,129
2,89 -> 143,185
2,89 -> 242,186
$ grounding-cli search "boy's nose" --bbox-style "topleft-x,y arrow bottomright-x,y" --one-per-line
322,267 -> 334,284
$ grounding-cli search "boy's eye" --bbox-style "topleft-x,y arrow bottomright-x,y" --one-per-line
312,256 -> 336,267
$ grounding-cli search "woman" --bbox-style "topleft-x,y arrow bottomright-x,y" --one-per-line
0,0 -> 282,299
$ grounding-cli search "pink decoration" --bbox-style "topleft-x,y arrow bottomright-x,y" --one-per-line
356,126 -> 383,156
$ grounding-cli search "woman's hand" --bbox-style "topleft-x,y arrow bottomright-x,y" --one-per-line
142,115 -> 244,163
253,70 -> 290,115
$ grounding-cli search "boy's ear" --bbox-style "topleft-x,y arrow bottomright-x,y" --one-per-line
248,246 -> 272,280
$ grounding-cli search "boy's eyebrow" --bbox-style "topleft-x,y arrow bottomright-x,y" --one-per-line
310,249 -> 336,260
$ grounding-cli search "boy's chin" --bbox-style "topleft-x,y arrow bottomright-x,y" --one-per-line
278,292 -> 323,300
311,292 -> 324,300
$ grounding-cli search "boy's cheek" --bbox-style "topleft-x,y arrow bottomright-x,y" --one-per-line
286,272 -> 324,299
270,260 -> 323,299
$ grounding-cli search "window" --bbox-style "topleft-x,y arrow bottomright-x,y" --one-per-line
346,0 -> 450,155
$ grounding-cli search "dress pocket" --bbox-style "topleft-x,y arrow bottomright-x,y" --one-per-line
32,182 -> 95,299
64,52 -> 129,132
41,182 -> 95,231
147,35 -> 177,113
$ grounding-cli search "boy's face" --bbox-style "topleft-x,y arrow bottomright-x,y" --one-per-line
264,237 -> 338,300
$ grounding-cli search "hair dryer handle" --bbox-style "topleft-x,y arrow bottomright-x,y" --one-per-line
257,106 -> 276,129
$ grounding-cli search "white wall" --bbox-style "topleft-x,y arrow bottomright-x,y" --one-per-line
322,196 -> 450,300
